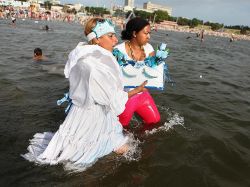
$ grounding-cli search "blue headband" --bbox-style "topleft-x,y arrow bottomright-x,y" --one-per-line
87,19 -> 115,41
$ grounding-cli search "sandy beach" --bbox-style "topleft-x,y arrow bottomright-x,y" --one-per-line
156,24 -> 250,41
109,17 -> 250,41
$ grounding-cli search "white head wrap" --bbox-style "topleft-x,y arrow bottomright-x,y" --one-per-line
86,19 -> 115,42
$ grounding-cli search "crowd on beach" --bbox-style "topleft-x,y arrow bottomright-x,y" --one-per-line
155,22 -> 250,41
1,4 -> 250,42
0,5 -> 79,22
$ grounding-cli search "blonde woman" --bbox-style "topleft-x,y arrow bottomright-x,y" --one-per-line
22,18 -> 146,171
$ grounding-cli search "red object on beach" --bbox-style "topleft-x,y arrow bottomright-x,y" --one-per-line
118,91 -> 160,126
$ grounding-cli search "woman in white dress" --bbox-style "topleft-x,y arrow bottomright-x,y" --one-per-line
22,18 -> 147,171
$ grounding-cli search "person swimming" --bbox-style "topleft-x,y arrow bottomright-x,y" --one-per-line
43,25 -> 49,31
33,48 -> 46,61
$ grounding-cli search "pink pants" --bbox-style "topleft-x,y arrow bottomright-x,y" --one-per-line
119,91 -> 160,127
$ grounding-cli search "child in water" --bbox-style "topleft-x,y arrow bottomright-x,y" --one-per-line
33,48 -> 46,61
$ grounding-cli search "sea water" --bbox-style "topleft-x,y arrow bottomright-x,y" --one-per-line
0,19 -> 250,186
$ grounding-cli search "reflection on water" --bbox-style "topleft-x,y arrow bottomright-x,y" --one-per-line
0,19 -> 250,186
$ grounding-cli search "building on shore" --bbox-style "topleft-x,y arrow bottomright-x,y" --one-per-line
143,1 -> 172,16
0,0 -> 30,7
46,0 -> 61,5
124,0 -> 134,7
27,0 -> 61,5
123,0 -> 134,12
64,3 -> 82,11
51,5 -> 63,12
156,20 -> 178,30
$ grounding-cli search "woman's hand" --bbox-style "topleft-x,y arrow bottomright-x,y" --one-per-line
137,80 -> 148,92
128,80 -> 148,98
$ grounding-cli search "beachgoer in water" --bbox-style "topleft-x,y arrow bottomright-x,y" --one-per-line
22,18 -> 147,170
230,33 -> 235,42
33,48 -> 46,61
43,25 -> 49,31
10,13 -> 16,26
113,17 -> 161,127
200,29 -> 205,42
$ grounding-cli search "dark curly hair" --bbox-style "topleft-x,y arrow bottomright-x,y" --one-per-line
34,48 -> 42,56
121,17 -> 150,40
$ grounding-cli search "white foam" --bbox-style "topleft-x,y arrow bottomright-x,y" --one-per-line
122,132 -> 142,162
65,132 -> 144,172
58,111 -> 184,172
145,113 -> 184,135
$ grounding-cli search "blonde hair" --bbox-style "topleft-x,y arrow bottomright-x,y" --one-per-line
84,17 -> 105,44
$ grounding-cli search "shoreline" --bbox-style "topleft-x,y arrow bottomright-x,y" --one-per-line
1,13 -> 249,42
1,4 -> 249,41
111,17 -> 250,42
154,24 -> 250,41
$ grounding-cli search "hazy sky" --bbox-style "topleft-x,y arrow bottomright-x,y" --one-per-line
61,0 -> 250,26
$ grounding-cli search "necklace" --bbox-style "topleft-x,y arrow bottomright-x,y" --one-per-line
127,41 -> 146,61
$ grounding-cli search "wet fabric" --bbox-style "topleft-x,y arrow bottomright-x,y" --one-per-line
22,44 -> 128,171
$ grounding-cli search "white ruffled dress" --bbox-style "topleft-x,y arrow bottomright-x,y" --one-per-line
22,43 -> 129,171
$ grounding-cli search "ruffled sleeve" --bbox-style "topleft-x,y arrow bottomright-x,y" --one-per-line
89,67 -> 128,116
144,43 -> 154,57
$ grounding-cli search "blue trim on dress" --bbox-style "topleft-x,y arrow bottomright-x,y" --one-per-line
57,92 -> 72,114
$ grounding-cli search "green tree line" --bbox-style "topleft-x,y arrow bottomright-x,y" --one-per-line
85,6 -> 110,15
125,9 -> 222,30
42,3 -> 250,34
225,25 -> 250,34
121,9 -> 250,33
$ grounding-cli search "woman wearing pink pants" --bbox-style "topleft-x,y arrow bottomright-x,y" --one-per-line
114,17 -> 161,127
